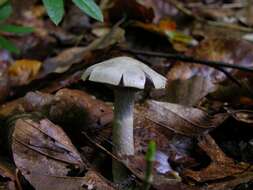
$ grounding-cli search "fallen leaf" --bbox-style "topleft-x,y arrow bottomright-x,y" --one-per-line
165,75 -> 214,106
12,118 -> 85,183
23,91 -> 54,112
8,59 -> 42,86
22,170 -> 116,190
50,88 -> 113,129
134,106 -> 197,166
0,157 -> 16,181
206,171 -> 253,190
228,109 -> 253,124
183,134 -> 251,182
41,26 -> 124,76
41,47 -> 87,76
0,98 -> 25,118
145,100 -> 227,137
133,19 -> 197,51
41,71 -> 82,93
166,37 -> 253,105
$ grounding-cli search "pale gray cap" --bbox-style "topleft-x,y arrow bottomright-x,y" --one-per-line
81,56 -> 167,89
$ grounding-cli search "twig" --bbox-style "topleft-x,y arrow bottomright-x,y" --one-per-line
121,48 -> 253,73
187,2 -> 246,9
82,132 -> 120,162
136,53 -> 243,87
168,0 -> 253,32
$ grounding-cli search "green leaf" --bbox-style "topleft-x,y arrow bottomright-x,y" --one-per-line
0,0 -> 8,7
72,0 -> 103,22
42,0 -> 64,25
0,36 -> 19,53
0,24 -> 34,34
0,2 -> 12,21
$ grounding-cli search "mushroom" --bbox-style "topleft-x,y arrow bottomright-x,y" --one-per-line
82,56 -> 166,178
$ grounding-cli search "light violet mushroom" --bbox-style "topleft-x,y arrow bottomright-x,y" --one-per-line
82,56 -> 166,180
82,56 -> 166,156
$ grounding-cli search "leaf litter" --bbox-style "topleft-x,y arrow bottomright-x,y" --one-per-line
0,0 -> 253,190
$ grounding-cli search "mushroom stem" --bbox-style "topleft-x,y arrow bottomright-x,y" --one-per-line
113,88 -> 135,156
112,88 -> 135,182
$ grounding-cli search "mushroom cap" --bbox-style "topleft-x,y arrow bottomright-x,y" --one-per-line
81,56 -> 167,89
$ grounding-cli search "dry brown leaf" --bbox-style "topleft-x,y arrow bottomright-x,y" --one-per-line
41,26 -> 125,77
145,100 -> 227,137
50,88 -> 113,129
206,171 -> 253,190
12,118 -> 85,182
23,91 -> 54,112
22,170 -> 115,190
0,88 -> 113,131
134,106 -> 197,166
166,37 -> 253,105
183,134 -> 251,182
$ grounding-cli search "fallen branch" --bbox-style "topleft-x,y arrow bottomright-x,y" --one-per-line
122,48 -> 253,73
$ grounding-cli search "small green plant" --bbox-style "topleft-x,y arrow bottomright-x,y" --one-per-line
0,1 -> 33,53
42,0 -> 103,25
143,140 -> 156,190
